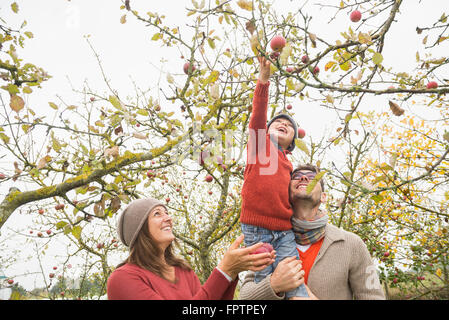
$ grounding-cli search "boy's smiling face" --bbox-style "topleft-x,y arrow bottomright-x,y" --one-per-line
267,117 -> 295,150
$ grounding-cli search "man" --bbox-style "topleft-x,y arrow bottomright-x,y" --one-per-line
239,164 -> 385,300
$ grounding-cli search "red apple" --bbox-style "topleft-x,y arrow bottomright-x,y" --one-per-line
393,278 -> 398,284
270,35 -> 286,52
37,232 -> 43,237
286,67 -> 294,73
297,128 -> 306,139
350,10 -> 362,22
53,266 -> 57,270
251,243 -> 274,254
383,251 -> 390,257
183,62 -> 196,74
46,230 -> 52,235
97,243 -> 104,249
55,204 -> 65,210
7,279 -> 14,285
286,104 -> 292,110
426,81 -> 438,89
0,173 -> 6,179
205,175 -> 213,183
270,51 -> 280,60
301,55 -> 309,64
49,273 -> 55,279
38,209 -> 44,215
147,169 -> 155,179
313,66 -> 320,75
165,197 -> 170,203
90,97 -> 95,102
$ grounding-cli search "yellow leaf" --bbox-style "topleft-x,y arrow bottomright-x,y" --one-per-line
306,171 -> 326,194
120,14 -> 127,24
10,95 -> 24,113
48,101 -> 58,110
295,138 -> 310,156
325,61 -> 336,71
436,268 -> 442,277
237,0 -> 253,11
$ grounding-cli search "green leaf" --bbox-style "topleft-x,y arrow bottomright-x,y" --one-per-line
340,61 -> 351,71
109,95 -> 123,110
295,138 -> 310,156
0,133 -> 10,144
11,2 -> 19,13
151,33 -> 162,41
3,84 -> 19,95
24,31 -> 34,38
137,109 -> 149,116
443,131 -> 449,143
372,52 -> 383,65
371,194 -> 383,203
207,38 -> 216,49
52,137 -> 62,152
71,225 -> 82,240
56,221 -> 68,230
23,86 -> 33,94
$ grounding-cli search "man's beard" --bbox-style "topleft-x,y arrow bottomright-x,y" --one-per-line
291,192 -> 321,207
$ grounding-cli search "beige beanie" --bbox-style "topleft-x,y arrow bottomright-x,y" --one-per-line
117,198 -> 166,248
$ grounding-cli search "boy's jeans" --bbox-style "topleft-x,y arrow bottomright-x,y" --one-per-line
241,223 -> 309,298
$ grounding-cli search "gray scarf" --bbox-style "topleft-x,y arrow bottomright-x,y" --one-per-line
291,213 -> 328,245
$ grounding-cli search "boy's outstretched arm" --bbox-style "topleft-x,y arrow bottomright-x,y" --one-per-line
258,56 -> 271,84
249,56 -> 271,130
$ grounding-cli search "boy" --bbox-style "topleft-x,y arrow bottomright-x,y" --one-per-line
240,56 -> 309,299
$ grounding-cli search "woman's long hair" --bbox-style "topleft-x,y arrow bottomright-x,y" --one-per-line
116,216 -> 191,279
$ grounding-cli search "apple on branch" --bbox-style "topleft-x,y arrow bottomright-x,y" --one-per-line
183,62 -> 196,75
350,10 -> 362,22
270,35 -> 286,52
426,81 -> 438,89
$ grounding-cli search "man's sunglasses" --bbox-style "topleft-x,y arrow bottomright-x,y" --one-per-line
291,171 -> 316,180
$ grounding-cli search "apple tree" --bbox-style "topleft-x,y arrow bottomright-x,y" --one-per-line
1,0 -> 448,299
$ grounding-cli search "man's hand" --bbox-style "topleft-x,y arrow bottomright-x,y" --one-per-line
289,285 -> 319,300
258,56 -> 271,84
270,256 -> 305,294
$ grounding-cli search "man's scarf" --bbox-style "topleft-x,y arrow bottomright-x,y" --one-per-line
291,212 -> 328,245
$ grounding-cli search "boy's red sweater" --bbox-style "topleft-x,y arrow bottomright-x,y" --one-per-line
240,81 -> 293,231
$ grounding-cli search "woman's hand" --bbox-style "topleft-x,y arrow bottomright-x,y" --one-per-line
270,256 -> 305,294
218,235 -> 275,280
258,56 -> 271,84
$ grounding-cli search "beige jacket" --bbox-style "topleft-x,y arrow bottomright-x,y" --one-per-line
239,224 -> 385,300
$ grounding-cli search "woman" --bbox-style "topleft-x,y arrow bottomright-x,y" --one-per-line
107,198 -> 275,300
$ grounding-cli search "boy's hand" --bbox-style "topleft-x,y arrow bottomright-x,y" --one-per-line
258,56 -> 271,84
